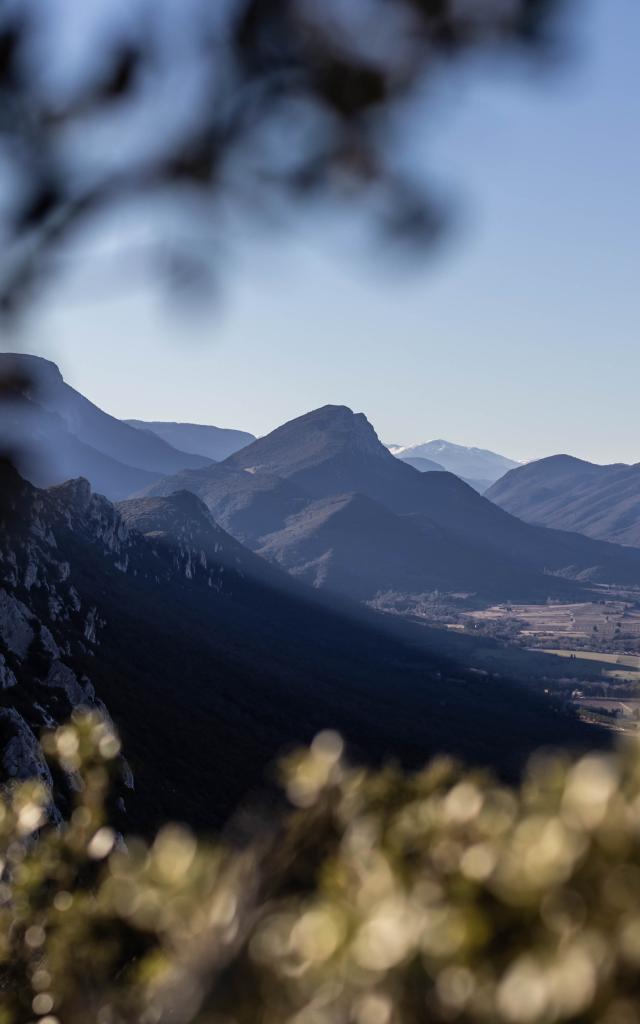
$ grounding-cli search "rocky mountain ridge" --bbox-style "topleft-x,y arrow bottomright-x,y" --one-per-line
0,465 -> 132,814
0,464 -> 271,817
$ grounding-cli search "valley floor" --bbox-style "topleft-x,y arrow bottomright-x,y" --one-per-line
374,588 -> 640,655
372,587 -> 640,734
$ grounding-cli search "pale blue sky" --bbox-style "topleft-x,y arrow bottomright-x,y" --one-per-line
22,0 -> 640,465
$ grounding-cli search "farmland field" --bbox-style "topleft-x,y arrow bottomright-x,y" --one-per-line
460,599 -> 640,654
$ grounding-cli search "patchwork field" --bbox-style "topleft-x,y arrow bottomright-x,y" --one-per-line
373,593 -> 640,717
462,600 -> 640,653
456,601 -> 640,725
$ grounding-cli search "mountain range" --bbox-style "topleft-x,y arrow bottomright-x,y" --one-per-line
5,355 -> 640,608
125,419 -> 255,461
142,404 -> 640,605
0,354 -> 251,501
487,455 -> 640,548
3,354 -> 634,831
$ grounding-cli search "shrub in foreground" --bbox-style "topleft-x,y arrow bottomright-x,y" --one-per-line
2,716 -> 640,1023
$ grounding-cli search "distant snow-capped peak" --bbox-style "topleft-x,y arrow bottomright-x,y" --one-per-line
387,439 -> 520,485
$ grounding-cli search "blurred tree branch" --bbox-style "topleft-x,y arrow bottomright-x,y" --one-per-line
3,715 -> 640,1023
0,0 -> 567,316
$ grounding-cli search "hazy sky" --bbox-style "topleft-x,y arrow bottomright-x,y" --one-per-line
20,0 -> 640,465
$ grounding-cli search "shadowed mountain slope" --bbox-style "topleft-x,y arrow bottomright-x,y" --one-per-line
487,455 -> 640,548
256,493 -> 445,597
395,456 -> 490,494
0,464 -> 600,833
137,463 -> 308,544
116,490 -> 290,590
255,493 -> 568,602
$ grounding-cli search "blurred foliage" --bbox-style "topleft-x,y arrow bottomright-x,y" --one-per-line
3,715 -> 640,1022
0,0 -> 567,313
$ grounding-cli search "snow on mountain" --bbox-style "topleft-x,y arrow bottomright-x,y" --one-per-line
388,439 -> 519,485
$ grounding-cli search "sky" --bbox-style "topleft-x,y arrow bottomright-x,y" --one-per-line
18,0 -> 640,465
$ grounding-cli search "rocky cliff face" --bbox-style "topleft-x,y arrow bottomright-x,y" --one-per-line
116,490 -> 265,589
0,464 -> 134,814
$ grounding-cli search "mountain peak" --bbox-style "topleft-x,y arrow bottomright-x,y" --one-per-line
47,476 -> 93,510
118,489 -> 216,530
284,404 -> 376,436
533,454 -> 595,469
226,405 -> 387,482
491,455 -> 606,487
117,491 -> 218,537
298,404 -> 382,449
0,352 -> 64,392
